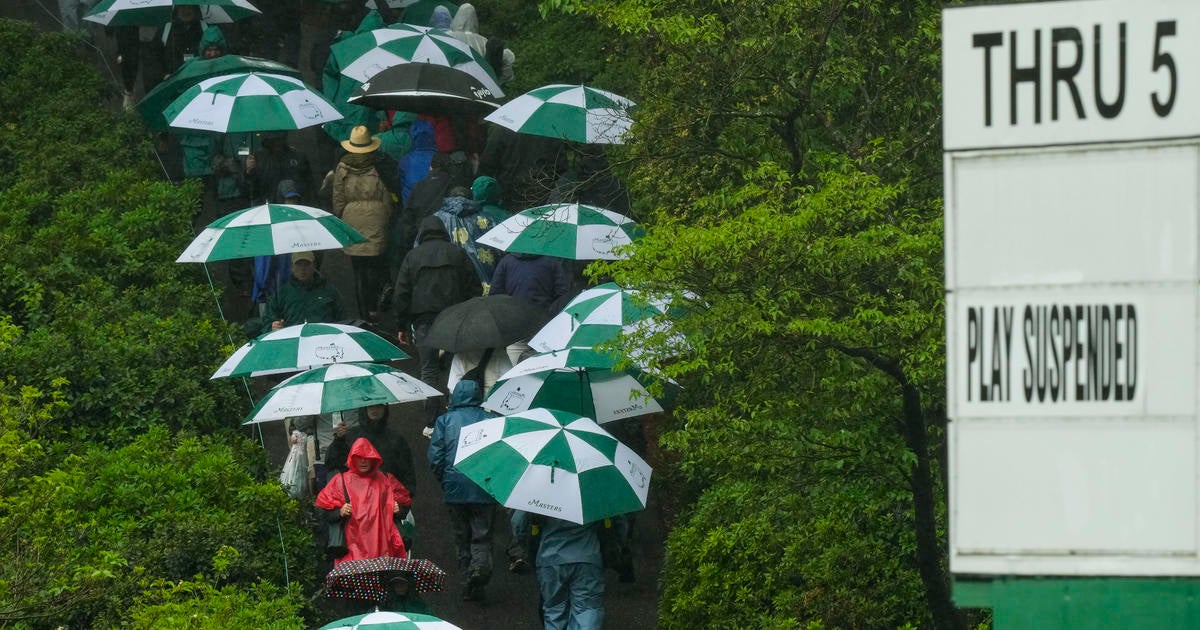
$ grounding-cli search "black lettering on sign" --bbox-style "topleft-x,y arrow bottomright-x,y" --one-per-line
973,32 -> 1003,127
1051,27 -> 1085,121
972,303 -> 1138,404
969,18 -> 1183,128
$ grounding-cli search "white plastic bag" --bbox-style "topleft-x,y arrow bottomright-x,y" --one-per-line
280,430 -> 310,499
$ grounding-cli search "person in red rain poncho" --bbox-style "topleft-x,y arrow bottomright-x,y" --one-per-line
316,437 -> 412,564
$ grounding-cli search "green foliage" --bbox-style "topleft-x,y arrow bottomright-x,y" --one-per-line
661,479 -> 927,629
0,427 -> 315,628
555,0 -> 956,626
0,19 -> 245,442
124,578 -> 305,630
480,2 -> 642,97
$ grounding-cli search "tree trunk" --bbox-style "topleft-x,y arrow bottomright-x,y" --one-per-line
900,381 -> 963,630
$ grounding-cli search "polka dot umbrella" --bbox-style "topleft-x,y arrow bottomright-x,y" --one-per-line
324,556 -> 446,603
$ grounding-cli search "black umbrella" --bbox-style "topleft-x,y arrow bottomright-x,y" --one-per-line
348,62 -> 502,116
425,295 -> 548,352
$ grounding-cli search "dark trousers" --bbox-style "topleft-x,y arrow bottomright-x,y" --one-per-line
348,254 -> 388,319
412,319 -> 444,425
448,503 -> 495,581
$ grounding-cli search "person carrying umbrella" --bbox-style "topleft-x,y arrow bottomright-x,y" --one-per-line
512,511 -> 606,630
433,186 -> 502,290
427,379 -> 502,602
316,437 -> 412,565
244,251 -> 346,337
392,216 -> 482,429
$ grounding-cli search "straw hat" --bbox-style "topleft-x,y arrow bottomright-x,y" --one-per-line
341,125 -> 381,153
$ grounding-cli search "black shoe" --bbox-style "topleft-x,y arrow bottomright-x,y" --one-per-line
508,557 -> 529,574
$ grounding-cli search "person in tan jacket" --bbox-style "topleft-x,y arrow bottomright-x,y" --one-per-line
332,125 -> 398,323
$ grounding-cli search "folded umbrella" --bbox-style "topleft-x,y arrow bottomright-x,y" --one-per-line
424,295 -> 547,352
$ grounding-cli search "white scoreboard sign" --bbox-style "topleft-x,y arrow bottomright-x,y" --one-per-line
945,0 -> 1200,577
944,0 -> 1200,150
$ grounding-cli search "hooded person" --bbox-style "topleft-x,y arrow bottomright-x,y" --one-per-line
399,120 -> 438,204
428,4 -> 453,29
316,437 -> 412,564
393,216 -> 482,427
428,379 -> 500,601
448,3 -> 487,55
434,186 -> 502,288
324,404 -> 416,495
471,175 -> 509,221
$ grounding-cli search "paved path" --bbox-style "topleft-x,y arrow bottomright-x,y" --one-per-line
3,4 -> 666,628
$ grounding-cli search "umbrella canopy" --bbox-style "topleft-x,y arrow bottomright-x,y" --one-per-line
243,362 -> 442,424
324,556 -> 446,603
212,322 -> 407,379
453,407 -> 652,524
164,72 -> 342,133
84,0 -> 260,26
476,203 -> 643,260
319,610 -> 462,630
138,55 -> 302,130
424,295 -> 547,353
177,203 -> 365,263
484,84 -> 635,144
529,282 -> 670,353
331,24 -> 503,97
482,347 -> 670,423
349,62 -> 500,116
395,0 -> 458,25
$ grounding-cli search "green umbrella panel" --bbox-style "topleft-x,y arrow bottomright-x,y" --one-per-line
453,407 -> 652,524
138,55 -> 302,131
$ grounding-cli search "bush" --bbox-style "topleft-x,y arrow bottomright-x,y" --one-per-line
0,427 -> 316,628
660,478 -> 929,629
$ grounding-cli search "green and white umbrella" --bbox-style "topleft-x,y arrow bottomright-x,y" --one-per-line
530,282 -> 670,353
331,24 -> 504,97
483,84 -> 635,144
482,347 -> 670,423
84,0 -> 260,26
476,203 -> 642,260
243,362 -> 442,424
164,72 -> 342,133
177,203 -> 365,263
454,407 -> 652,524
318,610 -> 462,630
212,322 -> 408,379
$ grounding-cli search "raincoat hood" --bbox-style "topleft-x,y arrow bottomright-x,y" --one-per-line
448,378 -> 483,409
471,175 -> 501,204
347,437 -> 383,474
198,26 -> 227,53
451,3 -> 479,33
429,5 -> 452,29
409,120 -> 436,151
417,215 -> 451,242
440,195 -> 476,217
